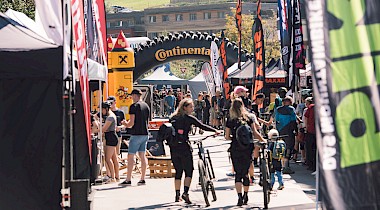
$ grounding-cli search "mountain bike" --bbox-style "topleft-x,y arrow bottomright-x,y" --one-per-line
255,134 -> 288,209
192,134 -> 217,207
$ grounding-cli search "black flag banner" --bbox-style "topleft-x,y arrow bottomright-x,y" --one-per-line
306,0 -> 380,209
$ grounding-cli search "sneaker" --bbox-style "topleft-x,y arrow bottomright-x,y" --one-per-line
137,180 -> 146,185
237,197 -> 243,206
283,167 -> 295,174
102,175 -> 111,182
226,172 -> 235,177
242,194 -> 248,205
311,171 -> 317,176
175,195 -> 182,202
181,193 -> 192,204
277,185 -> 284,190
120,180 -> 131,185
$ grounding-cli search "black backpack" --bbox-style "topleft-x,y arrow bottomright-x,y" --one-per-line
234,118 -> 253,150
157,123 -> 175,146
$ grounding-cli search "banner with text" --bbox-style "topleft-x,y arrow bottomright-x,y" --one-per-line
306,0 -> 380,209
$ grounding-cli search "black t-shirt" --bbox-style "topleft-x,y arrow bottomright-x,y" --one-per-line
129,101 -> 150,135
170,114 -> 217,150
240,96 -> 251,110
113,109 -> 125,137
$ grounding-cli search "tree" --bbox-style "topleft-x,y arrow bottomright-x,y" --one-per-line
221,8 -> 280,64
0,0 -> 35,19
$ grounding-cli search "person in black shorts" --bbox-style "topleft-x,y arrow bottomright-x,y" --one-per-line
169,98 -> 219,204
101,101 -> 119,183
107,96 -> 125,156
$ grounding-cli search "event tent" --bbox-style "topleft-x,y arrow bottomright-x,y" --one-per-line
139,65 -> 188,85
0,13 -> 63,209
188,72 -> 208,98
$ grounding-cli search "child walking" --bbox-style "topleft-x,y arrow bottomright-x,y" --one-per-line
268,129 -> 286,190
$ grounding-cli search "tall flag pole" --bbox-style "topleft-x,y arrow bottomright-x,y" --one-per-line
220,31 -> 230,100
306,0 -> 380,209
253,0 -> 265,107
278,0 -> 293,89
235,0 -> 242,70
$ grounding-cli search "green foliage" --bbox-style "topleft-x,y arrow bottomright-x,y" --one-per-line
221,8 -> 280,64
170,60 -> 202,80
0,0 -> 35,19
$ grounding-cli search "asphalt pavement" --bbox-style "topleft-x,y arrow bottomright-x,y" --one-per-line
92,131 -> 318,210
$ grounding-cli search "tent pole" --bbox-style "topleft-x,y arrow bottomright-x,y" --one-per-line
99,79 -> 103,181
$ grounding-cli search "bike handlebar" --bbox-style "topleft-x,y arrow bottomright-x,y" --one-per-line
253,134 -> 289,144
191,133 -> 223,144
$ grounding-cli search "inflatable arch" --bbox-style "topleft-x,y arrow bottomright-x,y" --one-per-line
133,31 -> 253,81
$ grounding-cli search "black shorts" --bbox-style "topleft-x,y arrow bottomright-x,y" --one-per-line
105,131 -> 118,146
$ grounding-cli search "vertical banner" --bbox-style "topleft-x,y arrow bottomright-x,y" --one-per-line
210,41 -> 221,91
220,31 -> 230,100
201,62 -> 216,97
306,0 -> 380,209
278,0 -> 293,86
235,0 -> 242,70
292,0 -> 305,71
71,0 -> 92,160
95,0 -> 107,62
253,0 -> 265,106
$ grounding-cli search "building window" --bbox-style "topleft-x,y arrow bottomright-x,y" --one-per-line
204,12 -> 211,20
190,13 -> 197,21
162,15 -> 169,22
125,19 -> 134,26
176,14 -> 183,22
106,22 -> 110,28
149,16 -> 156,23
217,12 -> 225,19
149,32 -> 158,39
115,20 -> 122,27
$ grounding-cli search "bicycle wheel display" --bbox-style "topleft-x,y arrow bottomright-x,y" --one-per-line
261,159 -> 270,209
206,150 -> 216,179
209,181 -> 217,202
198,160 -> 210,206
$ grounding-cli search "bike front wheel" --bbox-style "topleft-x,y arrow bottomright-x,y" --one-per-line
261,159 -> 270,209
198,160 -> 210,207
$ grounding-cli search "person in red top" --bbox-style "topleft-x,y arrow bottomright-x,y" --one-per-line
304,97 -> 316,172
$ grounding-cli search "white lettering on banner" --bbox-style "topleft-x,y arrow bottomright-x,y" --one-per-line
71,0 -> 92,159
308,0 -> 337,170
280,0 -> 287,32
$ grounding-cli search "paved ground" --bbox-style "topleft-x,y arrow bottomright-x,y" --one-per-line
92,131 -> 317,209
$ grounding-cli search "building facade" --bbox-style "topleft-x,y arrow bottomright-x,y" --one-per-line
106,2 -> 277,38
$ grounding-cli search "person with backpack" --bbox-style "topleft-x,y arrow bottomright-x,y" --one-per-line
267,129 -> 286,190
169,98 -> 219,204
225,98 -> 265,206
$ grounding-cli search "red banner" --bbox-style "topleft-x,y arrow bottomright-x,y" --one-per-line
93,0 -> 107,63
235,0 -> 242,70
72,0 -> 92,161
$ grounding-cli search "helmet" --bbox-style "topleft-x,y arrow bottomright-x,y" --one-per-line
101,101 -> 111,109
277,87 -> 287,93
268,129 -> 279,140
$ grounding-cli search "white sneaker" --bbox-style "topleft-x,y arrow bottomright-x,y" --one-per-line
102,175 -> 111,182
311,171 -> 317,176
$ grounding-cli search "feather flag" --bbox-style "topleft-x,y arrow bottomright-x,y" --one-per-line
278,0 -> 293,87
220,31 -> 230,100
201,62 -> 216,97
253,0 -> 265,105
235,0 -> 242,70
292,0 -> 305,72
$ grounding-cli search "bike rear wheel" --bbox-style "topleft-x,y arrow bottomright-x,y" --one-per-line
261,159 -> 270,209
198,160 -> 210,207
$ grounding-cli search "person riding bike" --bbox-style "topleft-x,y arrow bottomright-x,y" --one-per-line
169,98 -> 219,204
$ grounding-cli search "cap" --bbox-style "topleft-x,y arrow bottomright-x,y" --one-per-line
107,96 -> 116,102
278,87 -> 288,93
131,89 -> 142,95
234,86 -> 249,94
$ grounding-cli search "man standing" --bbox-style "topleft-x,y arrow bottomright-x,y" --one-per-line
165,89 -> 176,116
121,89 -> 150,185
107,96 -> 125,156
304,97 -> 316,174
275,96 -> 300,174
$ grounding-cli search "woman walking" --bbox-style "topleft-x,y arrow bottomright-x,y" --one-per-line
169,98 -> 219,204
101,101 -> 120,183
225,98 -> 265,206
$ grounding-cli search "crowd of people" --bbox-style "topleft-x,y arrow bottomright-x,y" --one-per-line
90,85 -> 316,207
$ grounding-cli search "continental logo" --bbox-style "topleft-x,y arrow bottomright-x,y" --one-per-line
155,46 -> 210,61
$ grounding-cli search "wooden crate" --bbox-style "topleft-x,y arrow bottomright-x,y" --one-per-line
148,156 -> 175,178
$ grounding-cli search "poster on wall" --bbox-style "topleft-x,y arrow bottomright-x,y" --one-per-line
306,0 -> 380,209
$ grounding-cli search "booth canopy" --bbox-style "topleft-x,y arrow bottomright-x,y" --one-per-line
188,72 -> 208,98
139,65 -> 188,85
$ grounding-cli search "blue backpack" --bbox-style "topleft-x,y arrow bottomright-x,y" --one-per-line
271,140 -> 286,159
